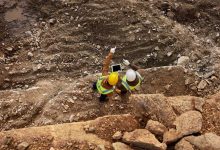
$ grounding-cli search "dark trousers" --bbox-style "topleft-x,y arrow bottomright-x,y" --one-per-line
121,90 -> 127,95
93,82 -> 108,102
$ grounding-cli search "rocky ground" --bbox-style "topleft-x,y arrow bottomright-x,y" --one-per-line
0,0 -> 220,150
0,92 -> 220,150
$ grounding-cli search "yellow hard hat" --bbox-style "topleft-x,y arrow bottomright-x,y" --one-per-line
108,72 -> 119,86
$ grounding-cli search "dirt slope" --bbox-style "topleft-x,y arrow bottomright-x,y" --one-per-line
0,92 -> 220,150
0,114 -> 138,150
0,0 -> 219,149
0,66 -> 200,131
0,0 -> 219,90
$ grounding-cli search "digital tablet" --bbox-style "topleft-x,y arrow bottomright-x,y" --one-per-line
111,64 -> 122,72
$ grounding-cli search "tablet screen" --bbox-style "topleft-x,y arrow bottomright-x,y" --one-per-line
112,64 -> 121,72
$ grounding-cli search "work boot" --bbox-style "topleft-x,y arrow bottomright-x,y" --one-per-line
92,82 -> 97,90
99,94 -> 108,102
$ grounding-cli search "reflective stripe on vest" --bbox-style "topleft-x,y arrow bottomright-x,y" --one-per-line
96,76 -> 114,95
122,75 -> 141,91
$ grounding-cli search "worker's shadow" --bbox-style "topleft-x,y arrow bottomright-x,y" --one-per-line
123,92 -> 132,99
114,92 -> 131,103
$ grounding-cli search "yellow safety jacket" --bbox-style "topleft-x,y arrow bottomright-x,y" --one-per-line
96,76 -> 114,95
121,75 -> 141,91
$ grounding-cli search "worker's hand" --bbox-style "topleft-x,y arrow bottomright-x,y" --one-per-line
115,89 -> 121,94
123,59 -> 130,66
110,47 -> 116,54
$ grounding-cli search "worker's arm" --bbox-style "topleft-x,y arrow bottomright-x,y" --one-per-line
115,88 -> 121,94
129,64 -> 139,71
123,59 -> 139,71
102,48 -> 116,76
115,77 -> 123,94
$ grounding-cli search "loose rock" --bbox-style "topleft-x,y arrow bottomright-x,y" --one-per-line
123,129 -> 167,150
112,131 -> 123,140
155,46 -> 160,51
17,142 -> 30,150
175,139 -> 194,150
163,129 -> 182,144
84,124 -> 96,133
0,55 -> 5,62
167,96 -> 205,113
27,52 -> 34,58
25,31 -> 32,37
197,80 -> 207,90
6,47 -> 13,51
2,136 -> 13,145
146,120 -> 167,136
131,94 -> 176,127
174,111 -> 202,135
185,133 -> 220,150
96,145 -> 105,150
69,114 -> 75,122
49,18 -> 56,25
112,142 -> 132,150
167,51 -> 173,57
163,111 -> 202,144
177,56 -> 190,66
203,71 -> 215,79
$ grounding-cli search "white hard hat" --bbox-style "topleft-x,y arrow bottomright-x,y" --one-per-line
126,69 -> 136,82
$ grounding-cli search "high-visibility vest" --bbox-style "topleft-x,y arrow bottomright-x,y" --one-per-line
96,76 -> 114,95
121,75 -> 141,91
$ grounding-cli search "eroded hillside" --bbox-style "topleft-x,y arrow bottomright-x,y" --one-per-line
0,0 -> 219,150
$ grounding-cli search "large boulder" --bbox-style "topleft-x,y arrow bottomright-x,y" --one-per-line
185,133 -> 220,150
174,111 -> 202,135
146,120 -> 168,136
130,94 -> 176,127
0,114 -> 138,149
175,139 -> 194,150
163,111 -> 202,144
163,129 -> 182,144
112,142 -> 132,150
122,129 -> 167,150
167,96 -> 205,114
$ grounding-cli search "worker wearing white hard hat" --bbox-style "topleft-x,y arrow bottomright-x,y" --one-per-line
116,59 -> 143,94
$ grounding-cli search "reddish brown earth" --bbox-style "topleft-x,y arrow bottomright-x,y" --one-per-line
0,0 -> 219,149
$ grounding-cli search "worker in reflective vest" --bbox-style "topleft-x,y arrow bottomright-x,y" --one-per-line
116,59 -> 143,94
93,48 -> 119,102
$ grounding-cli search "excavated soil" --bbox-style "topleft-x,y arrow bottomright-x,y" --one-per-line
0,0 -> 220,149
0,0 -> 219,90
